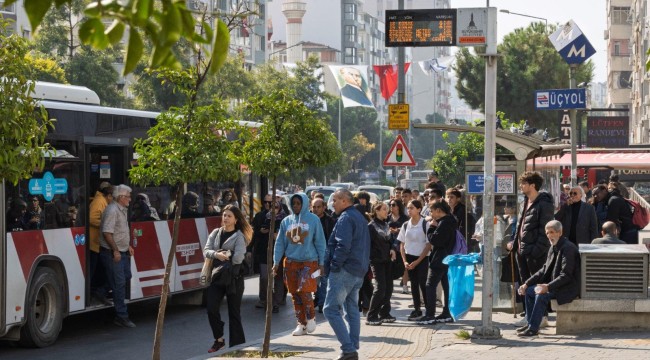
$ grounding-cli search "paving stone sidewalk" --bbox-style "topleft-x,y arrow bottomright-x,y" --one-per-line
191,280 -> 650,360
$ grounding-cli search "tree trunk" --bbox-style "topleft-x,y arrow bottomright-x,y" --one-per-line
261,179 -> 277,358
152,183 -> 184,360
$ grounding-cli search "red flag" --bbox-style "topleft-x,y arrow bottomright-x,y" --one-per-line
373,63 -> 411,101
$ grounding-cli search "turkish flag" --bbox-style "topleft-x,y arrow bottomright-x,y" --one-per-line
373,63 -> 410,101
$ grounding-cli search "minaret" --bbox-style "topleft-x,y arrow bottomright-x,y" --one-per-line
282,0 -> 306,63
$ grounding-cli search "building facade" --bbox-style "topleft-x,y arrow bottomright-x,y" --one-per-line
629,0 -> 649,143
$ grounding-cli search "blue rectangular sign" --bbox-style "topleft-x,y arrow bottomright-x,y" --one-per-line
535,88 -> 587,110
466,173 -> 516,195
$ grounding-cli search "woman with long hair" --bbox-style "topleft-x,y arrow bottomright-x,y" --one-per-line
366,201 -> 397,325
204,204 -> 253,353
397,199 -> 431,321
387,199 -> 409,294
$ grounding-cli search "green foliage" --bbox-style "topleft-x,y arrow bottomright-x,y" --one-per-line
26,54 -> 67,83
65,45 -> 126,106
7,0 -> 232,75
129,101 -> 243,187
455,23 -> 594,131
197,55 -> 256,105
241,90 -> 342,180
343,133 -> 375,171
431,113 -> 515,187
0,19 -> 54,184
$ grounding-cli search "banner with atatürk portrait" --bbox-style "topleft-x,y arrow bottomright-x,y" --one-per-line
329,65 -> 374,108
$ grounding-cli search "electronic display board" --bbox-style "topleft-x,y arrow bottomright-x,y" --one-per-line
385,9 -> 457,47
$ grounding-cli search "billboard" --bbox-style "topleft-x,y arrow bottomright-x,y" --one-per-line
586,116 -> 629,148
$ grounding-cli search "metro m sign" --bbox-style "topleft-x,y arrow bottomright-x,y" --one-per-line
548,20 -> 595,65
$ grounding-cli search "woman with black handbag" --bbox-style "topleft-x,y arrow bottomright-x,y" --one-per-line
204,205 -> 253,353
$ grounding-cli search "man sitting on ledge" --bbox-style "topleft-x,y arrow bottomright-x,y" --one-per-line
517,220 -> 580,337
591,221 -> 626,245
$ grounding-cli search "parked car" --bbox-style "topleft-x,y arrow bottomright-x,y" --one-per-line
357,185 -> 395,203
305,186 -> 338,202
329,182 -> 357,191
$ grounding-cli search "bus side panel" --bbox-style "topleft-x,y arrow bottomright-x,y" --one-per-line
42,228 -> 86,312
130,221 -> 167,299
5,232 -> 30,326
5,227 -> 86,325
173,218 -> 207,291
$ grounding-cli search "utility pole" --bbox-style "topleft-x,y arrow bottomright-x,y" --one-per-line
397,0 -> 405,187
569,64 -> 578,186
472,6 -> 501,339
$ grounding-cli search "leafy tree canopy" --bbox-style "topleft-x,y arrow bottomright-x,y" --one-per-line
26,54 -> 67,83
0,19 -> 54,184
455,23 -> 594,132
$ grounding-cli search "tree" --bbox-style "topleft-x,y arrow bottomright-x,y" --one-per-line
26,54 -> 67,83
240,90 -> 341,357
343,133 -> 375,173
66,45 -> 127,107
0,19 -> 54,184
31,0 -> 86,59
9,0 -> 239,75
455,23 -> 594,132
126,6 -> 232,359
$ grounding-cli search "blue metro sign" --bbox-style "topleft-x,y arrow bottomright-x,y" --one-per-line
28,171 -> 68,201
548,20 -> 595,65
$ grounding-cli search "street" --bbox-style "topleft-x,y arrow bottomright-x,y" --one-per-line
0,277 -> 297,360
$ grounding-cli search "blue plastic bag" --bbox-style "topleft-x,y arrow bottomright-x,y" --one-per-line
442,253 -> 481,321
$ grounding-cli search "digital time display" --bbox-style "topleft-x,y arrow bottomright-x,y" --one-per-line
385,9 -> 457,47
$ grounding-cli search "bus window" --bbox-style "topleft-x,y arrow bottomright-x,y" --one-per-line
4,158 -> 85,230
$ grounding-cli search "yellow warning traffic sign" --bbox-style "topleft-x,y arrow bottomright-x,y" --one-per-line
388,104 -> 409,130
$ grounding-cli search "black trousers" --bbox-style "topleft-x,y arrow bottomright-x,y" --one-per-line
425,267 -> 449,317
367,260 -> 394,320
406,254 -> 428,311
515,252 -> 545,284
206,276 -> 245,347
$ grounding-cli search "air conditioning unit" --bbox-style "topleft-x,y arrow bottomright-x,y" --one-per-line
579,244 -> 649,300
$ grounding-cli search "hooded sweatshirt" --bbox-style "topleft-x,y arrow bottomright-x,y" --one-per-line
273,193 -> 326,266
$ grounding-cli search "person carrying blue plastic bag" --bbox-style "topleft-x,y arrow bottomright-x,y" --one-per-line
443,252 -> 482,320
416,200 -> 457,325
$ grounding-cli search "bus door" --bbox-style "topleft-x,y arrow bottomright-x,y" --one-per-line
85,142 -> 129,306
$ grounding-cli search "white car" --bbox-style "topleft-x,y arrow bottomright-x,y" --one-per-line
330,182 -> 357,191
357,185 -> 395,203
305,186 -> 338,202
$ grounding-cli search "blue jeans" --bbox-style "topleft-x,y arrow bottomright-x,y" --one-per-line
524,286 -> 554,331
323,269 -> 363,353
100,248 -> 131,319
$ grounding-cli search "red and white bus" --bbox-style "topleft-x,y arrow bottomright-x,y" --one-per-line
0,82 -> 264,347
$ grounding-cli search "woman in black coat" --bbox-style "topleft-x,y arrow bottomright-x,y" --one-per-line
366,202 -> 397,325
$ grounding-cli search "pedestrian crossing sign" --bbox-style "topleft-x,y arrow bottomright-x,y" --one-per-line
383,134 -> 416,166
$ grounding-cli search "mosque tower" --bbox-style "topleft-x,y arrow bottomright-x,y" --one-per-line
282,0 -> 306,63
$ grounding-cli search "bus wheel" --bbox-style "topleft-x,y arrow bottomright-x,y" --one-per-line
19,267 -> 64,348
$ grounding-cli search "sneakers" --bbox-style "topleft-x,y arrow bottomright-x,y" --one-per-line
514,317 -> 528,327
306,318 -> 316,333
255,301 -> 265,309
365,317 -> 382,326
540,316 -> 549,328
516,324 -> 529,333
416,315 -> 437,325
379,314 -> 396,323
292,324 -> 307,336
401,284 -> 410,294
407,309 -> 423,321
207,339 -> 225,353
92,293 -> 113,306
113,316 -> 136,328
517,328 -> 539,337
434,313 -> 454,323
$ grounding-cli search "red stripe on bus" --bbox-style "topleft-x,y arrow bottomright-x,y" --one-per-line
139,274 -> 165,282
11,230 -> 49,281
179,268 -> 202,275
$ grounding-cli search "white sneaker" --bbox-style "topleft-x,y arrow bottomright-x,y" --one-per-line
292,324 -> 307,336
306,318 -> 316,333
514,317 -> 528,327
539,316 -> 549,329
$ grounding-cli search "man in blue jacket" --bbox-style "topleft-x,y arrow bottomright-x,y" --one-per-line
324,189 -> 370,360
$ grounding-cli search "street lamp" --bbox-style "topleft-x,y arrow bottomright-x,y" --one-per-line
500,9 -> 548,32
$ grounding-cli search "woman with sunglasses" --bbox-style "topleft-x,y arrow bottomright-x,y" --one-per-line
388,199 -> 409,294
397,199 -> 431,321
553,186 -> 598,245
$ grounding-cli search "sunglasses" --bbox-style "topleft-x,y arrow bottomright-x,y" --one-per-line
390,203 -> 398,207
570,192 -> 579,196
